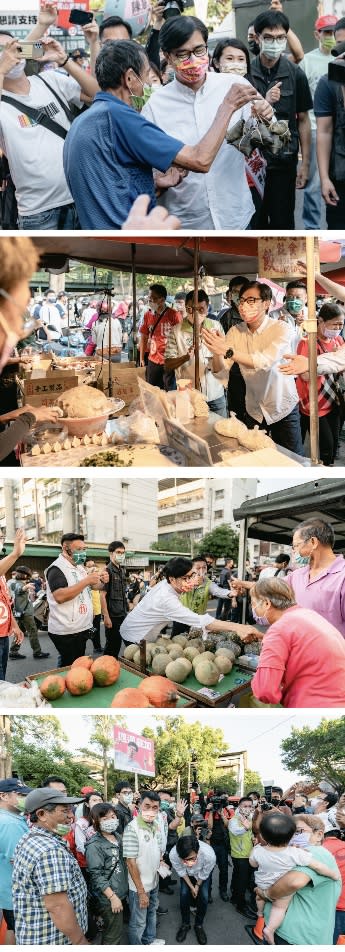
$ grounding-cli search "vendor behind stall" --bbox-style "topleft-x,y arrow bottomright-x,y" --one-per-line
0,238 -> 60,465
120,557 -> 256,647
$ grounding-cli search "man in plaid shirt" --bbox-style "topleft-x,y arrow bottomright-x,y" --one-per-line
12,788 -> 88,945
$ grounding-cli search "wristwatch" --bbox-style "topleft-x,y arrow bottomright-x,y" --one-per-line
224,347 -> 234,359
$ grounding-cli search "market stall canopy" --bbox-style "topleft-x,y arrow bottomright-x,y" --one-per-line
31,237 -> 345,283
233,479 -> 345,552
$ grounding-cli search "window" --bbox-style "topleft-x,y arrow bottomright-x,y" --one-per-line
215,490 -> 224,499
214,510 -> 224,519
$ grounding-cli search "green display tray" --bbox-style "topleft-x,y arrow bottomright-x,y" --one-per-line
178,663 -> 253,697
32,666 -> 191,708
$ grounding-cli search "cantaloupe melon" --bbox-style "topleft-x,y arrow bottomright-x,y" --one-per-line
172,634 -> 188,648
183,646 -> 200,662
123,644 -> 139,661
152,653 -> 170,676
192,651 -> 215,671
167,644 -> 184,660
194,660 -> 220,686
165,659 -> 190,683
214,655 -> 233,675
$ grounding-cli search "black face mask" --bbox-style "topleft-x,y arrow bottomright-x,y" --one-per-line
293,806 -> 306,814
271,798 -> 281,806
248,39 -> 260,55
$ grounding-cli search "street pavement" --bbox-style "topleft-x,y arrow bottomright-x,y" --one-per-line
116,867 -> 254,947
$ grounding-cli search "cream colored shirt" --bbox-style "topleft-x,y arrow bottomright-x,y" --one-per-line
223,316 -> 298,425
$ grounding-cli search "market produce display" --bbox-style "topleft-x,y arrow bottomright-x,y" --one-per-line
214,413 -> 274,450
32,663 -> 192,708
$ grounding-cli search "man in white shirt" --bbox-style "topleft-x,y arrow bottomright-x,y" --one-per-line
165,289 -> 227,416
0,31 -> 98,229
120,556 -> 257,647
91,311 -> 123,362
40,292 -> 62,339
202,280 -> 304,456
259,554 -> 290,579
142,15 -> 273,229
170,834 -> 216,944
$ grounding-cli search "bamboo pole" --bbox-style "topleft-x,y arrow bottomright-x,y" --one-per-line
305,237 -> 319,465
107,289 -> 113,397
193,238 -> 200,391
131,243 -> 137,362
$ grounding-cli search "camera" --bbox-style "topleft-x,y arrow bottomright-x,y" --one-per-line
191,817 -> 209,841
163,0 -> 184,20
210,794 -> 227,812
328,43 -> 345,84
261,801 -> 273,812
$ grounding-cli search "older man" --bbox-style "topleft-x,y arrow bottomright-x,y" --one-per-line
12,787 -> 87,945
286,517 -> 345,637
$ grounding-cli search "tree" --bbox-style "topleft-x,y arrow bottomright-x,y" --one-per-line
280,718 -> 345,790
244,770 -> 264,795
196,525 -> 239,561
143,717 -> 227,790
150,535 -> 191,554
11,717 -> 92,794
209,772 -> 238,795
89,715 -> 121,800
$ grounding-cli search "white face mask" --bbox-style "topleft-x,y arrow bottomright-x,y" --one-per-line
6,60 -> 26,80
100,818 -> 119,833
220,61 -> 247,76
114,552 -> 126,564
0,311 -> 20,373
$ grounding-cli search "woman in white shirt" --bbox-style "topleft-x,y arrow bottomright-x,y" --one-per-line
120,556 -> 256,646
91,310 -> 123,363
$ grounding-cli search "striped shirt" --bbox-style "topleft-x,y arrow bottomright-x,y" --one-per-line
12,827 -> 87,945
122,816 -> 164,857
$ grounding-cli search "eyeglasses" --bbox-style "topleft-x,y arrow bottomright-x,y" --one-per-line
239,297 -> 262,305
261,33 -> 287,42
171,44 -> 207,63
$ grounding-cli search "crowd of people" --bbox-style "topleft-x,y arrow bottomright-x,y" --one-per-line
1,772 -> 345,945
1,0 -> 345,229
2,235 -> 345,466
1,512 -> 345,708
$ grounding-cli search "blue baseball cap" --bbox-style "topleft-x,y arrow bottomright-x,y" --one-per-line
0,778 -> 32,794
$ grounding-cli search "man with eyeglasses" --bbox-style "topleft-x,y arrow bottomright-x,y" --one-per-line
142,15 -> 273,229
165,289 -> 227,416
120,556 -> 257,648
250,10 -> 312,228
202,281 -> 304,456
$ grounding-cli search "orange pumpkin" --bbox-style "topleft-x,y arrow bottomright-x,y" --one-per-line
139,675 -> 178,708
91,655 -> 120,687
71,656 -> 93,670
40,674 -> 65,701
111,688 -> 151,708
65,667 -> 94,696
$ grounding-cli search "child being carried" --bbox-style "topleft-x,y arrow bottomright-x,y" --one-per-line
249,811 -> 340,944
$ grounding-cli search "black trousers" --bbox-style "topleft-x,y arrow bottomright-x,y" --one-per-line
227,364 -> 246,421
48,629 -> 91,667
258,160 -> 297,229
146,359 -> 165,390
103,615 -> 126,659
300,406 -> 341,466
92,613 -> 102,651
231,857 -> 251,909
209,842 -> 229,895
326,181 -> 345,228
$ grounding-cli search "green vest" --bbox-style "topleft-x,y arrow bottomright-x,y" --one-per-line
180,579 -> 211,615
229,822 -> 253,859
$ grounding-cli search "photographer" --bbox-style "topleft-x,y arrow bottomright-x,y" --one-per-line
229,797 -> 255,917
315,17 -> 345,226
170,833 -> 216,944
205,792 -> 232,902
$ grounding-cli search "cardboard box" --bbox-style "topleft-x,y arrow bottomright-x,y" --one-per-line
100,364 -> 146,406
23,373 -> 79,407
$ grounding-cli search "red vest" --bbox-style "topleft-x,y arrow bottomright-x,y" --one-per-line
0,576 -> 12,637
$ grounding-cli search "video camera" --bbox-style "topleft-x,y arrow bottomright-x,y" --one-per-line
260,785 -> 274,811
209,794 -> 228,812
191,816 -> 209,841
163,0 -> 184,19
328,43 -> 345,84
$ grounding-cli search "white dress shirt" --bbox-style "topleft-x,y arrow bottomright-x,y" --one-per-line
170,841 -> 216,881
223,316 -> 299,425
120,578 -> 214,644
142,73 -> 254,229
165,318 -> 225,403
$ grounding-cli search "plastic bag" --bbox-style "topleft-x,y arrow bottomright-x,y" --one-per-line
107,411 -> 159,445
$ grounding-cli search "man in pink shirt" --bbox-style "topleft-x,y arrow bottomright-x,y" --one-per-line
286,518 -> 345,638
249,578 -> 345,708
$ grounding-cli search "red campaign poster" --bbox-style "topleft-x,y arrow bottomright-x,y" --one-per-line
113,726 -> 155,777
57,0 -> 89,31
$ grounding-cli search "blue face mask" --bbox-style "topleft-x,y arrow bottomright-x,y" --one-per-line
252,606 -> 269,626
290,831 -> 311,849
286,299 -> 304,315
294,552 -> 310,566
